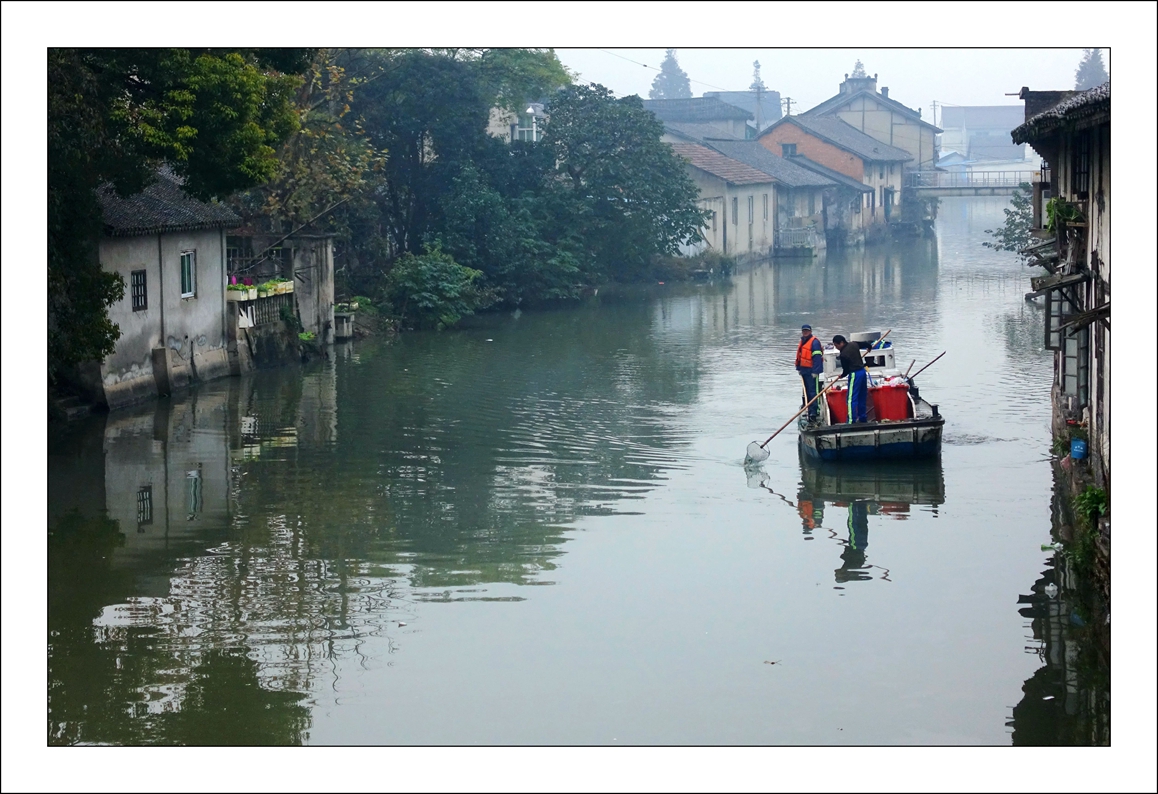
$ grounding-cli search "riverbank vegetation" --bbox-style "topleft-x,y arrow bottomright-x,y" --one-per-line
49,47 -> 709,383
238,49 -> 709,328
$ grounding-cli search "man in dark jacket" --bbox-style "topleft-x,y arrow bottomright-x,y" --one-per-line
795,324 -> 824,422
832,335 -> 868,423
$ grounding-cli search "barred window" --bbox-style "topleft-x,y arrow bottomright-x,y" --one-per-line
131,270 -> 147,312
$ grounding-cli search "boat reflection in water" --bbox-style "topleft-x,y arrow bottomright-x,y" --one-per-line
802,460 -> 944,585
749,458 -> 945,585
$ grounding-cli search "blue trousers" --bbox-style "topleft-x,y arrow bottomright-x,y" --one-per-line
800,372 -> 820,418
846,369 -> 868,423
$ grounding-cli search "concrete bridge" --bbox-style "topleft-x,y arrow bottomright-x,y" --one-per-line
907,170 -> 1038,197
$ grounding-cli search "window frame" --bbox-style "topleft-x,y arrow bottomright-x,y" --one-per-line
763,193 -> 768,222
180,250 -> 196,299
130,269 -> 148,312
748,195 -> 754,225
1070,131 -> 1090,196
732,196 -> 738,225
1062,324 -> 1090,407
781,143 -> 797,157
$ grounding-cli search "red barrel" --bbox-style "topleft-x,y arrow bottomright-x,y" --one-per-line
870,384 -> 911,421
826,389 -> 849,423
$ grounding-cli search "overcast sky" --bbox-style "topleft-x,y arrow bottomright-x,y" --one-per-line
555,49 -> 1107,118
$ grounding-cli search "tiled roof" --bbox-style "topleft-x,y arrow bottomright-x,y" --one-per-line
663,120 -> 747,142
702,140 -> 836,188
804,89 -> 941,132
669,143 -> 775,185
99,169 -> 240,237
1012,82 -> 1109,144
762,115 -> 913,162
644,97 -> 753,122
784,155 -> 874,193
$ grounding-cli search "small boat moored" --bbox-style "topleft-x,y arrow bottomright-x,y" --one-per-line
798,331 -> 944,462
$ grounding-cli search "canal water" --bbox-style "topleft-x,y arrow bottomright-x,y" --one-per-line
47,198 -> 1109,745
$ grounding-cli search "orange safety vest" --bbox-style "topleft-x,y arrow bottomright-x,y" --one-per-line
796,336 -> 819,369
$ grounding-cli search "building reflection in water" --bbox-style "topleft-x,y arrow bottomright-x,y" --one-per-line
49,300 -> 707,744
1007,485 -> 1110,745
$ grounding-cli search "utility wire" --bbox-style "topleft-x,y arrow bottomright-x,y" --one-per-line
595,48 -> 739,94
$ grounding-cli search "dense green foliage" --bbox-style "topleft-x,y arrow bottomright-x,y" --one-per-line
385,245 -> 491,330
1074,49 -> 1108,91
279,50 -> 706,317
48,48 -> 308,384
542,83 -> 709,280
649,49 -> 692,100
983,183 -> 1033,258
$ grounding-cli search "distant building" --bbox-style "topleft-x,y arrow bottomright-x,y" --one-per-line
669,142 -> 831,258
704,140 -> 865,249
1013,82 -> 1110,492
645,97 -> 754,142
703,89 -> 782,133
939,105 -> 1032,162
802,72 -> 941,170
757,114 -> 911,233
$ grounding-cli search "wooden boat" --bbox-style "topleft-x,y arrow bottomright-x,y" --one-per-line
798,331 -> 944,462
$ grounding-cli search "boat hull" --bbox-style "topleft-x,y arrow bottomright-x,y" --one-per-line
799,418 -> 944,462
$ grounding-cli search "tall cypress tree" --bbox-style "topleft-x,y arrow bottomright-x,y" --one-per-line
649,49 -> 692,100
1074,48 -> 1108,91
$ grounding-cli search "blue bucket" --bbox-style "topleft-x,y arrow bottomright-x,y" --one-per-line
1070,438 -> 1088,460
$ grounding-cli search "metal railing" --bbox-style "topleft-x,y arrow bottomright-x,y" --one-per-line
906,170 -> 1038,189
250,293 -> 294,327
776,226 -> 820,249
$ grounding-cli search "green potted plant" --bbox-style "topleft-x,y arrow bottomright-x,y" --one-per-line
227,283 -> 250,302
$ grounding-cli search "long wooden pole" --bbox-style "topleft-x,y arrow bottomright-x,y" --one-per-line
757,329 -> 892,450
908,351 -> 946,382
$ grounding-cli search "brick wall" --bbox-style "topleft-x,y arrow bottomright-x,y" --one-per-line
758,123 -> 865,181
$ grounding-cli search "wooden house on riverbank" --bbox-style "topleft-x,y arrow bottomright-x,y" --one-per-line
1013,82 -> 1110,495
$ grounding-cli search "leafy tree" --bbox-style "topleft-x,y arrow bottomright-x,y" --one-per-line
648,49 -> 692,100
473,48 -> 572,112
1074,48 -> 1108,91
435,161 -> 581,304
983,182 -> 1034,260
352,50 -> 491,257
850,59 -> 867,78
542,84 -> 709,279
47,48 -> 308,385
384,244 -> 492,329
243,49 -> 386,231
